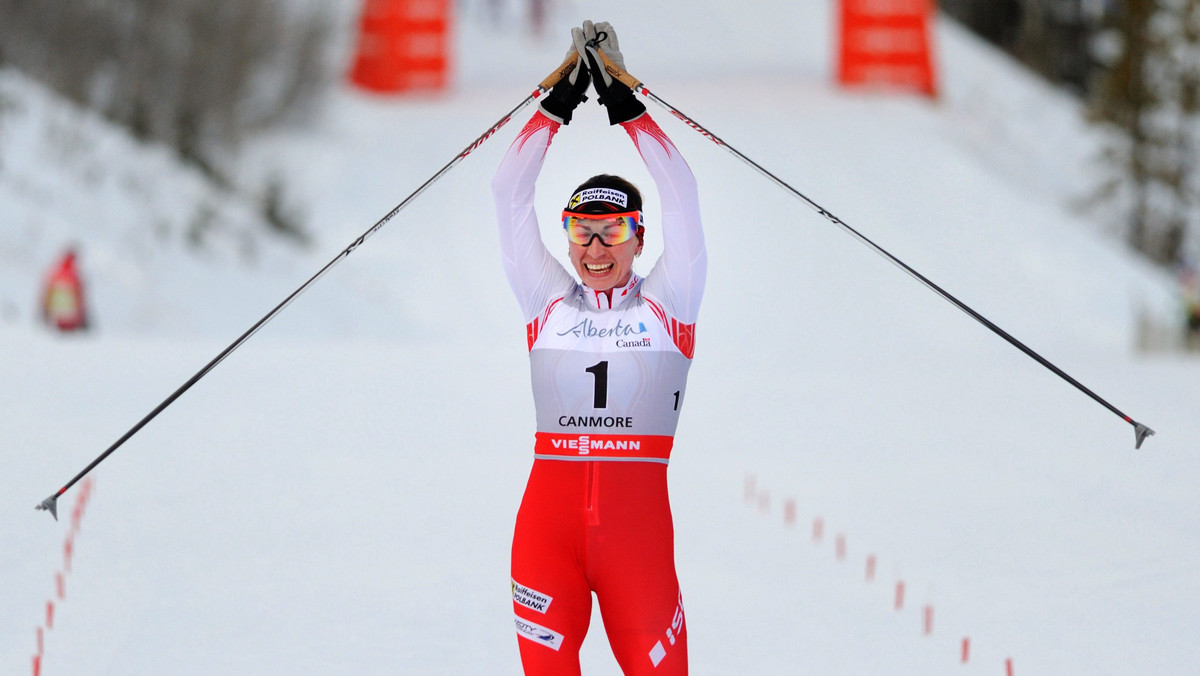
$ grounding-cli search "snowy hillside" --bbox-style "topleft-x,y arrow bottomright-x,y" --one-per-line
0,67 -> 314,338
4,2 -> 1198,675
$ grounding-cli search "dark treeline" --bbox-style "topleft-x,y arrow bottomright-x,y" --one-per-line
942,0 -> 1198,268
939,0 -> 1111,95
0,0 -> 336,172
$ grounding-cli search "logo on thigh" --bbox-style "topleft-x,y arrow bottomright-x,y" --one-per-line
648,593 -> 685,667
515,615 -> 564,651
512,578 -> 554,614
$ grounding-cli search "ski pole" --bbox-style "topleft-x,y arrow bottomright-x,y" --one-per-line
591,48 -> 1154,450
34,54 -> 582,521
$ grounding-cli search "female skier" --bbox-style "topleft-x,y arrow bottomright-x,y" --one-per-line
492,21 -> 705,676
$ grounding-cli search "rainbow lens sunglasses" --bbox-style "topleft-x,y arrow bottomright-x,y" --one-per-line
561,211 -> 643,247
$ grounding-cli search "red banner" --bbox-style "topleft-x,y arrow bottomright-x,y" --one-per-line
837,0 -> 938,97
349,0 -> 451,93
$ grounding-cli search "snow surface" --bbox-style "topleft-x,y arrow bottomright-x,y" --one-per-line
3,2 -> 1198,674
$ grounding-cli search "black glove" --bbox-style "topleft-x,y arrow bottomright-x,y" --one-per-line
574,20 -> 646,126
538,50 -> 590,125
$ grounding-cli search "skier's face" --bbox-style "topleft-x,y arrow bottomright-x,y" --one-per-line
569,231 -> 642,291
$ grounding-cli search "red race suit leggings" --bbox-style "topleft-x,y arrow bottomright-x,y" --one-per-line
511,458 -> 687,675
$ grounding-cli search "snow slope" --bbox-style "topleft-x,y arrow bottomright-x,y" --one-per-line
3,2 -> 1198,675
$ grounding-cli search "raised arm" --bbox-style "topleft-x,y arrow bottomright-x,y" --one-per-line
624,113 -> 706,323
579,21 -> 706,322
492,52 -> 592,321
492,112 -> 573,322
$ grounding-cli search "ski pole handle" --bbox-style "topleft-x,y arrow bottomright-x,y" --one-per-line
593,48 -> 644,91
539,52 -> 584,92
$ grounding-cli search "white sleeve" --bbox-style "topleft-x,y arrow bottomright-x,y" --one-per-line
492,111 -> 577,322
624,113 -> 707,324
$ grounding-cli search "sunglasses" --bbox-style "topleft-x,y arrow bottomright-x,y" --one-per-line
561,211 -> 643,247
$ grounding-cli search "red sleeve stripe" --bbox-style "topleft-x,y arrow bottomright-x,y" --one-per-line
623,114 -> 676,160
643,297 -> 696,359
526,318 -> 539,351
527,296 -> 564,351
671,319 -> 696,359
515,111 -> 559,154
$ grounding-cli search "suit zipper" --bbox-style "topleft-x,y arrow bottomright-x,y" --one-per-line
586,461 -> 600,526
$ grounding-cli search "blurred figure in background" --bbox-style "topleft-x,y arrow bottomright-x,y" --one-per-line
1,298 -> 18,325
1182,266 -> 1200,350
467,0 -> 551,35
41,246 -> 90,333
529,0 -> 547,36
